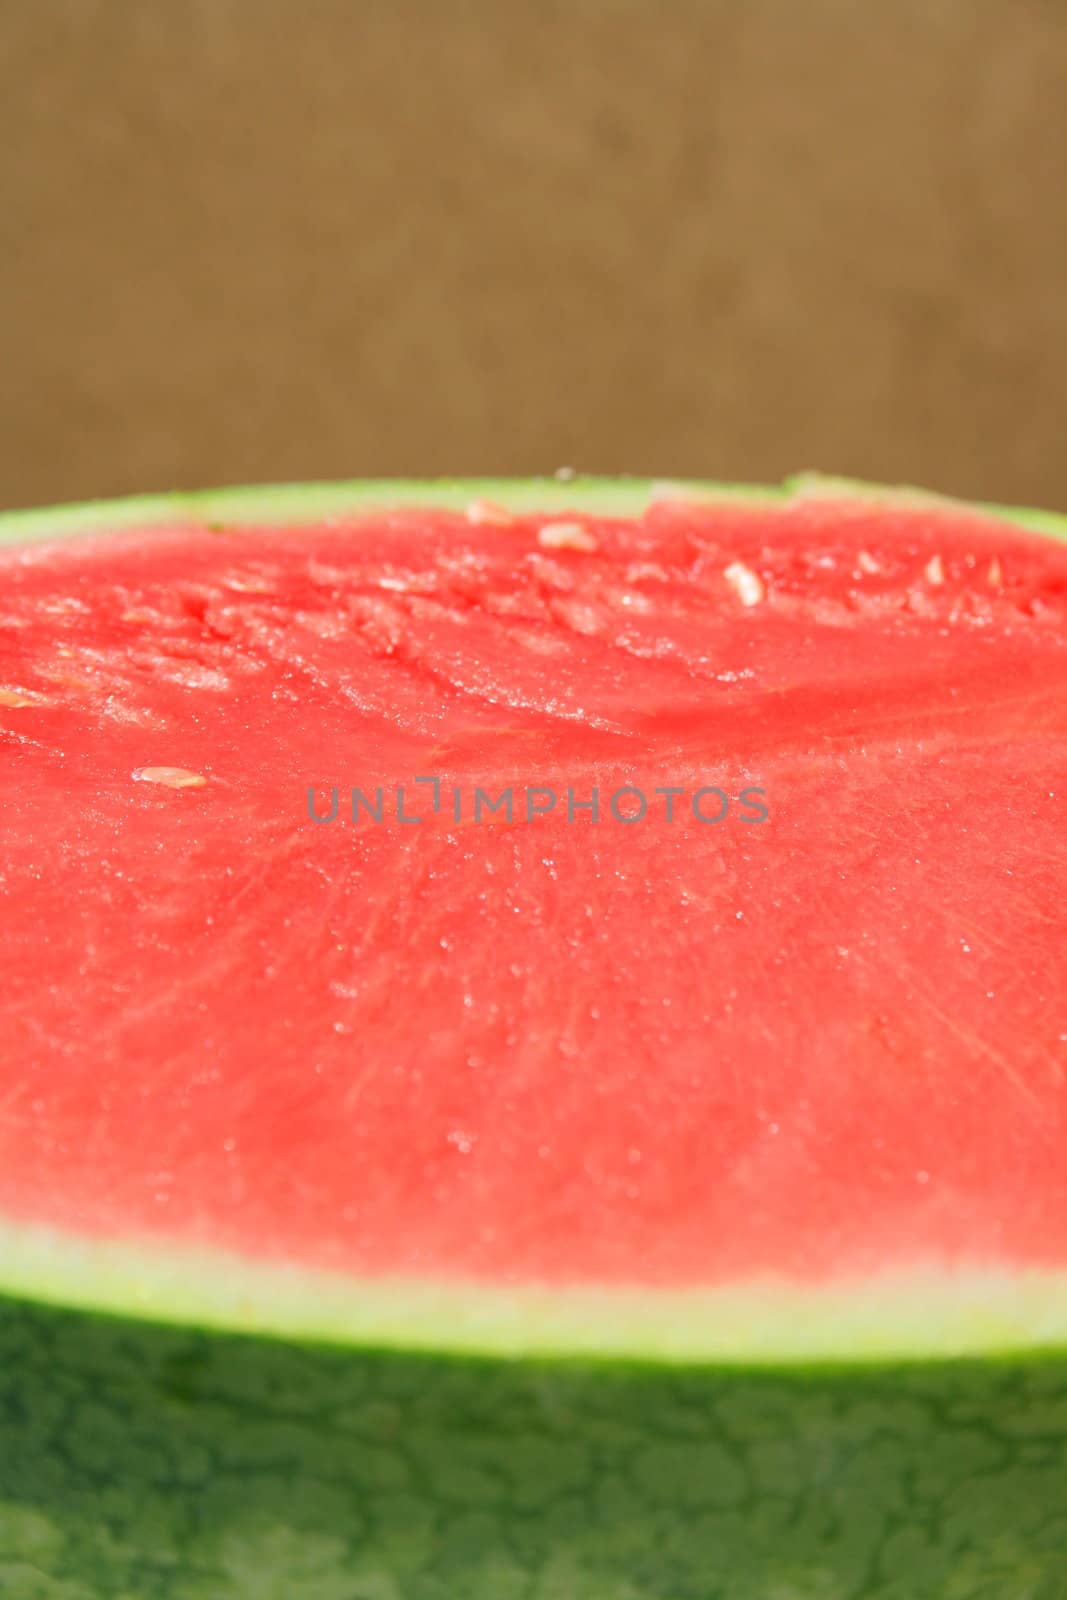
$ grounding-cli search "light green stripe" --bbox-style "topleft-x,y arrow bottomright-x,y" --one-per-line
1,472 -> 1065,549
1,1219 -> 1066,1366
0,477 -> 662,546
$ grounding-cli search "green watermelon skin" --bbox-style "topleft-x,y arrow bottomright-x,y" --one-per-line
0,1296 -> 1064,1599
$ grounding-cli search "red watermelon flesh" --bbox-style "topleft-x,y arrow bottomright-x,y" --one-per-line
1,480 -> 1067,1355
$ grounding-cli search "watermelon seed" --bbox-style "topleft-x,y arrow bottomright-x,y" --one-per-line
46,672 -> 98,692
723,561 -> 765,607
924,554 -> 945,585
223,571 -> 275,594
988,556 -> 1004,588
855,550 -> 881,575
133,766 -> 208,789
0,688 -> 39,707
466,500 -> 516,527
538,522 -> 599,553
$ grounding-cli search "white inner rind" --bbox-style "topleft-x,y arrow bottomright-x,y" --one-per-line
1,1219 -> 1066,1364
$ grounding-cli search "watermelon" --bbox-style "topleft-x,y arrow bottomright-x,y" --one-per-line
1,475 -> 1066,1599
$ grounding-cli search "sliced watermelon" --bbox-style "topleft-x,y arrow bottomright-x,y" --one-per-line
1,477 -> 1066,1598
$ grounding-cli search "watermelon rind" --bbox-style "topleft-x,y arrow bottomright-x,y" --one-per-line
1,472 -> 1065,547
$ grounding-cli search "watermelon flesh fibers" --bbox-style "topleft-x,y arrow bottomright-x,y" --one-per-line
1,478 -> 1066,1597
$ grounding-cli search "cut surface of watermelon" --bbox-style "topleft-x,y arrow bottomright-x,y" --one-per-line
1,477 -> 1067,1362
3,477 -> 1067,1600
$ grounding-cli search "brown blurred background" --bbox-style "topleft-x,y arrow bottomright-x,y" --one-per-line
2,0 -> 1066,512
